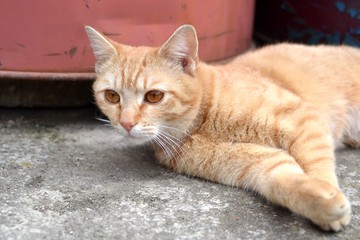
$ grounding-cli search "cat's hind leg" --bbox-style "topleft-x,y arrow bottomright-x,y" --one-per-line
274,102 -> 341,187
176,139 -> 351,231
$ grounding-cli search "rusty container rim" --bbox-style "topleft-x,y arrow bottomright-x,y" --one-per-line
0,70 -> 95,81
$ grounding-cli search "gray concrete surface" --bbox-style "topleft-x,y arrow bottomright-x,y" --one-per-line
0,107 -> 359,240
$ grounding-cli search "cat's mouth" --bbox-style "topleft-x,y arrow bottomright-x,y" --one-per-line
125,134 -> 139,139
112,123 -> 157,145
118,127 -> 154,142
121,130 -> 140,138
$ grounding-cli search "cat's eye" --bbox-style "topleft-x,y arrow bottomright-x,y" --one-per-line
144,90 -> 164,104
105,90 -> 120,103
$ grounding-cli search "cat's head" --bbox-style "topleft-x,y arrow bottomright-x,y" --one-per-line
85,25 -> 202,146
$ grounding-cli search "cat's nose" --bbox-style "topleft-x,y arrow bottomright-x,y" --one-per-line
120,121 -> 136,133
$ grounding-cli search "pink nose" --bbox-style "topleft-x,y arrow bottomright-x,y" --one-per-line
120,122 -> 136,133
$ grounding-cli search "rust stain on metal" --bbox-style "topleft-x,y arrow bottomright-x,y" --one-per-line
16,43 -> 26,48
44,53 -> 63,57
0,70 -> 96,80
103,32 -> 122,36
83,0 -> 90,9
198,29 -> 235,41
69,47 -> 78,58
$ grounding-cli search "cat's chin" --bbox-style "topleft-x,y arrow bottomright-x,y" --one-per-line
120,135 -> 152,147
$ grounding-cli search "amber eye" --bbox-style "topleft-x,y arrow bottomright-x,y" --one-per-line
104,90 -> 120,103
144,90 -> 164,103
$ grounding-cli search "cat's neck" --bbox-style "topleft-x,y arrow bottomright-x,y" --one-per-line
186,63 -> 217,136
155,62 -> 218,164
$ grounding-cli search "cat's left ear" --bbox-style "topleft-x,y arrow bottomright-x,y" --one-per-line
85,26 -> 117,72
159,25 -> 199,74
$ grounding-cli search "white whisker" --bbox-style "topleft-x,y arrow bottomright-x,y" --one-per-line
95,117 -> 111,124
156,132 -> 183,159
155,132 -> 185,171
153,135 -> 175,161
92,124 -> 113,131
158,130 -> 205,179
93,117 -> 113,130
159,125 -> 194,139
156,129 -> 196,175
158,130 -> 193,154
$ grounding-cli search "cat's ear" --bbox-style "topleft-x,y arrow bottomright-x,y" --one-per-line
159,25 -> 199,74
85,26 -> 117,69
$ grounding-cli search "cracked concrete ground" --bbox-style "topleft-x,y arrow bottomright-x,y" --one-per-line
0,107 -> 359,240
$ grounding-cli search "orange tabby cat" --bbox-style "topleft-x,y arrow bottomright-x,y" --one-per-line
85,25 -> 360,231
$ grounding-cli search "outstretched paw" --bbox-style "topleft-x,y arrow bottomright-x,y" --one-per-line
313,208 -> 351,232
308,181 -> 351,232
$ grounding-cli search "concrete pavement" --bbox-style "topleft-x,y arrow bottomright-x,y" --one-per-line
0,107 -> 359,240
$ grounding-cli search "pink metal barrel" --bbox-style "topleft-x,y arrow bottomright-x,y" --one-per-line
0,0 -> 255,80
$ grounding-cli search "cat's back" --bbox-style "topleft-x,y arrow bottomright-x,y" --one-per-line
234,43 -> 360,94
235,43 -> 360,75
228,43 -> 360,107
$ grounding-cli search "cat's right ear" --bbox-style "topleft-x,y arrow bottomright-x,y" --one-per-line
85,26 -> 117,70
159,25 -> 199,74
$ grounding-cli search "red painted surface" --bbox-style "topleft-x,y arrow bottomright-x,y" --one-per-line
0,0 -> 255,77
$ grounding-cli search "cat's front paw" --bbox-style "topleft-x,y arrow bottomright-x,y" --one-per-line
294,177 -> 352,232
308,182 -> 351,232
313,211 -> 351,232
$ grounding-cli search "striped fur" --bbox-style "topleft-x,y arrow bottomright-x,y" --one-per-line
86,25 -> 360,232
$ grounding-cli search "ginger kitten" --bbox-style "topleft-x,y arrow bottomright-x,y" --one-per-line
85,25 -> 360,231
